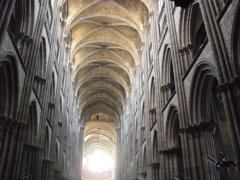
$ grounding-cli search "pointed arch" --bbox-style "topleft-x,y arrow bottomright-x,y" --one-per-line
165,105 -> 184,179
153,131 -> 159,163
232,2 -> 240,76
136,156 -> 139,179
189,62 -> 236,179
152,130 -> 159,180
44,126 -> 50,159
0,55 -> 18,119
162,45 -> 175,91
150,77 -> 155,109
142,146 -> 147,175
166,105 -> 179,148
161,45 -> 176,106
149,77 -> 156,127
9,0 -> 35,38
25,101 -> 38,145
179,2 -> 207,57
37,37 -> 47,78
20,101 -> 39,179
189,62 -> 217,124
141,102 -> 146,142
49,72 -> 56,103
135,116 -> 139,141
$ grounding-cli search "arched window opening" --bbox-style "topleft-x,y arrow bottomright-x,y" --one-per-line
59,98 -> 63,123
161,47 -> 176,106
26,101 -> 38,145
158,17 -> 161,39
195,23 -> 207,50
173,116 -> 184,180
149,78 -> 156,127
34,37 -> 47,103
56,142 -> 59,167
20,101 -> 38,180
150,78 -> 156,109
190,3 -> 207,57
135,117 -> 138,144
136,159 -> 139,179
142,147 -> 147,180
164,107 -> 184,180
169,60 -> 176,93
130,125 -> 133,153
56,143 -> 58,163
0,56 -> 18,119
153,132 -> 159,163
9,5 -> 16,34
38,41 -> 44,75
141,104 -> 146,142
9,0 -> 35,56
152,132 -> 159,180
37,38 -> 47,78
50,73 -> 56,103
44,127 -> 50,159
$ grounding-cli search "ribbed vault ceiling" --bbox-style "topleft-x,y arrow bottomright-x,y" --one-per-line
65,0 -> 149,166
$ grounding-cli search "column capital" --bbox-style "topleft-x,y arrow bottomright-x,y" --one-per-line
0,116 -> 27,131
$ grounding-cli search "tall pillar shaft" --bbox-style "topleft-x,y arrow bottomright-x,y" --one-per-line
0,0 -> 16,44
0,118 -> 26,180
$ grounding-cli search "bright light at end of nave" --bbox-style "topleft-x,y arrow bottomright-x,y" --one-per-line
84,150 -> 113,172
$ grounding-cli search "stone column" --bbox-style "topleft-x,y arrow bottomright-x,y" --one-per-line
179,129 -> 191,180
116,127 -> 121,180
0,118 -> 26,180
19,145 -> 43,180
17,0 -> 48,124
186,128 -> 198,180
41,159 -> 55,180
217,80 -> 240,171
165,0 -> 189,129
0,0 -> 16,44
33,147 -> 44,180
198,1 -> 240,170
161,147 -> 183,180
151,162 -> 159,180
78,126 -> 84,180
181,122 -> 232,180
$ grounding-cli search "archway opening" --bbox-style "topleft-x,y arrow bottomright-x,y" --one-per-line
83,148 -> 113,172
83,113 -> 116,180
